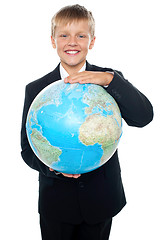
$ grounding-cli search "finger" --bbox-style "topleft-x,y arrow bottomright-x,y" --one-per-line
62,173 -> 74,178
49,168 -> 81,178
65,71 -> 88,82
70,72 -> 90,81
62,173 -> 81,178
67,74 -> 93,84
72,174 -> 81,178
49,168 -> 54,171
78,78 -> 95,84
64,77 -> 69,83
70,71 -> 88,78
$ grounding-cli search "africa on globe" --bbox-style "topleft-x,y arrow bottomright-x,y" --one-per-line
26,80 -> 122,174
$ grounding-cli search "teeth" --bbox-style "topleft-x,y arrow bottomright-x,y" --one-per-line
66,51 -> 79,54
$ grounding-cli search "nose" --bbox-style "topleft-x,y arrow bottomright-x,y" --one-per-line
68,36 -> 78,46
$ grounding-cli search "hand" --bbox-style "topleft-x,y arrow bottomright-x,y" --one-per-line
49,168 -> 81,178
64,71 -> 113,86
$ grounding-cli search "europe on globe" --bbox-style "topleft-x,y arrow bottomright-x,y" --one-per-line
26,80 -> 122,174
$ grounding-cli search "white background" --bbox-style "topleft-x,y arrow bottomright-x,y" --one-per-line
0,0 -> 160,239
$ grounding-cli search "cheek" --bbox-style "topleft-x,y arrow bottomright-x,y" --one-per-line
56,43 -> 65,54
56,39 -> 65,49
80,42 -> 90,52
84,40 -> 92,50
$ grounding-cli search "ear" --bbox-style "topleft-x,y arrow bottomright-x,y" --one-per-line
51,36 -> 56,49
89,36 -> 96,50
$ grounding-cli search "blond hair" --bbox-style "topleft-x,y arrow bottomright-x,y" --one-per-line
51,4 -> 95,39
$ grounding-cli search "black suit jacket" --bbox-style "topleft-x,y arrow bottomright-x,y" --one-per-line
21,62 -> 153,224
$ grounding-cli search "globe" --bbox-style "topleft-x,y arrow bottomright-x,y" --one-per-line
26,80 -> 122,174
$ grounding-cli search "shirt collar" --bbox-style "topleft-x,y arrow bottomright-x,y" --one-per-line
60,62 -> 86,79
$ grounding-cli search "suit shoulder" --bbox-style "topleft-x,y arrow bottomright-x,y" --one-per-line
90,65 -> 124,77
88,63 -> 111,72
87,62 -> 123,75
26,71 -> 53,90
25,70 -> 57,102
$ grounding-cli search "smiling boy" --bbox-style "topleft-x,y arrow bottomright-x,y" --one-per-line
21,4 -> 153,240
49,9 -> 113,179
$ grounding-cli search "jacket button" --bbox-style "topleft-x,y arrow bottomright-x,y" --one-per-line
79,182 -> 84,188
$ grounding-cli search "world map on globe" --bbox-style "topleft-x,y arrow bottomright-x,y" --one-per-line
26,80 -> 122,174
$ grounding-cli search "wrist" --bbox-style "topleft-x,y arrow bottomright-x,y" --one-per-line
103,72 -> 114,86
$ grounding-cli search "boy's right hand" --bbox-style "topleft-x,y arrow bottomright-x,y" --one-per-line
49,168 -> 81,178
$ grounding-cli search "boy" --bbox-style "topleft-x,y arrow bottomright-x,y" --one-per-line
21,4 -> 153,240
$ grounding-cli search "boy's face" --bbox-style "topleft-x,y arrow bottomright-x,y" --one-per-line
51,20 -> 95,74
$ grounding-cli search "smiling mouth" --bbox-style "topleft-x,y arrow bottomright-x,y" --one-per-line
65,50 -> 80,55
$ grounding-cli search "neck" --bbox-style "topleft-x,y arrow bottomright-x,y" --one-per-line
61,61 -> 86,75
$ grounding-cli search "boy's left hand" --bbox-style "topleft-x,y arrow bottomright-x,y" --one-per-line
64,71 -> 113,86
49,168 -> 81,178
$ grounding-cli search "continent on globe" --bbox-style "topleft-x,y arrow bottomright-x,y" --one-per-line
26,80 -> 122,174
30,128 -> 62,166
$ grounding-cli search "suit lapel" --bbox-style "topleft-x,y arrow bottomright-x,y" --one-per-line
86,61 -> 94,71
47,63 -> 61,84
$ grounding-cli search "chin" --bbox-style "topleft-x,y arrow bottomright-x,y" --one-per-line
63,62 -> 80,68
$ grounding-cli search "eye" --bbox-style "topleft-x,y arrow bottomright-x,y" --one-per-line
78,34 -> 88,39
78,35 -> 85,38
60,34 -> 68,38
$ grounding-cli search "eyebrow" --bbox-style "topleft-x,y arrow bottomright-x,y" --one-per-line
58,31 -> 89,35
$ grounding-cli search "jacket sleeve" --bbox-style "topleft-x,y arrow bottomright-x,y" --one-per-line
20,85 -> 59,177
107,71 -> 153,127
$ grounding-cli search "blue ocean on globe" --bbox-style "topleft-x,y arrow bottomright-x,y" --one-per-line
26,80 -> 122,174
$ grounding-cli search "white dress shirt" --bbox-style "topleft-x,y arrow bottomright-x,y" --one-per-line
60,63 -> 86,80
